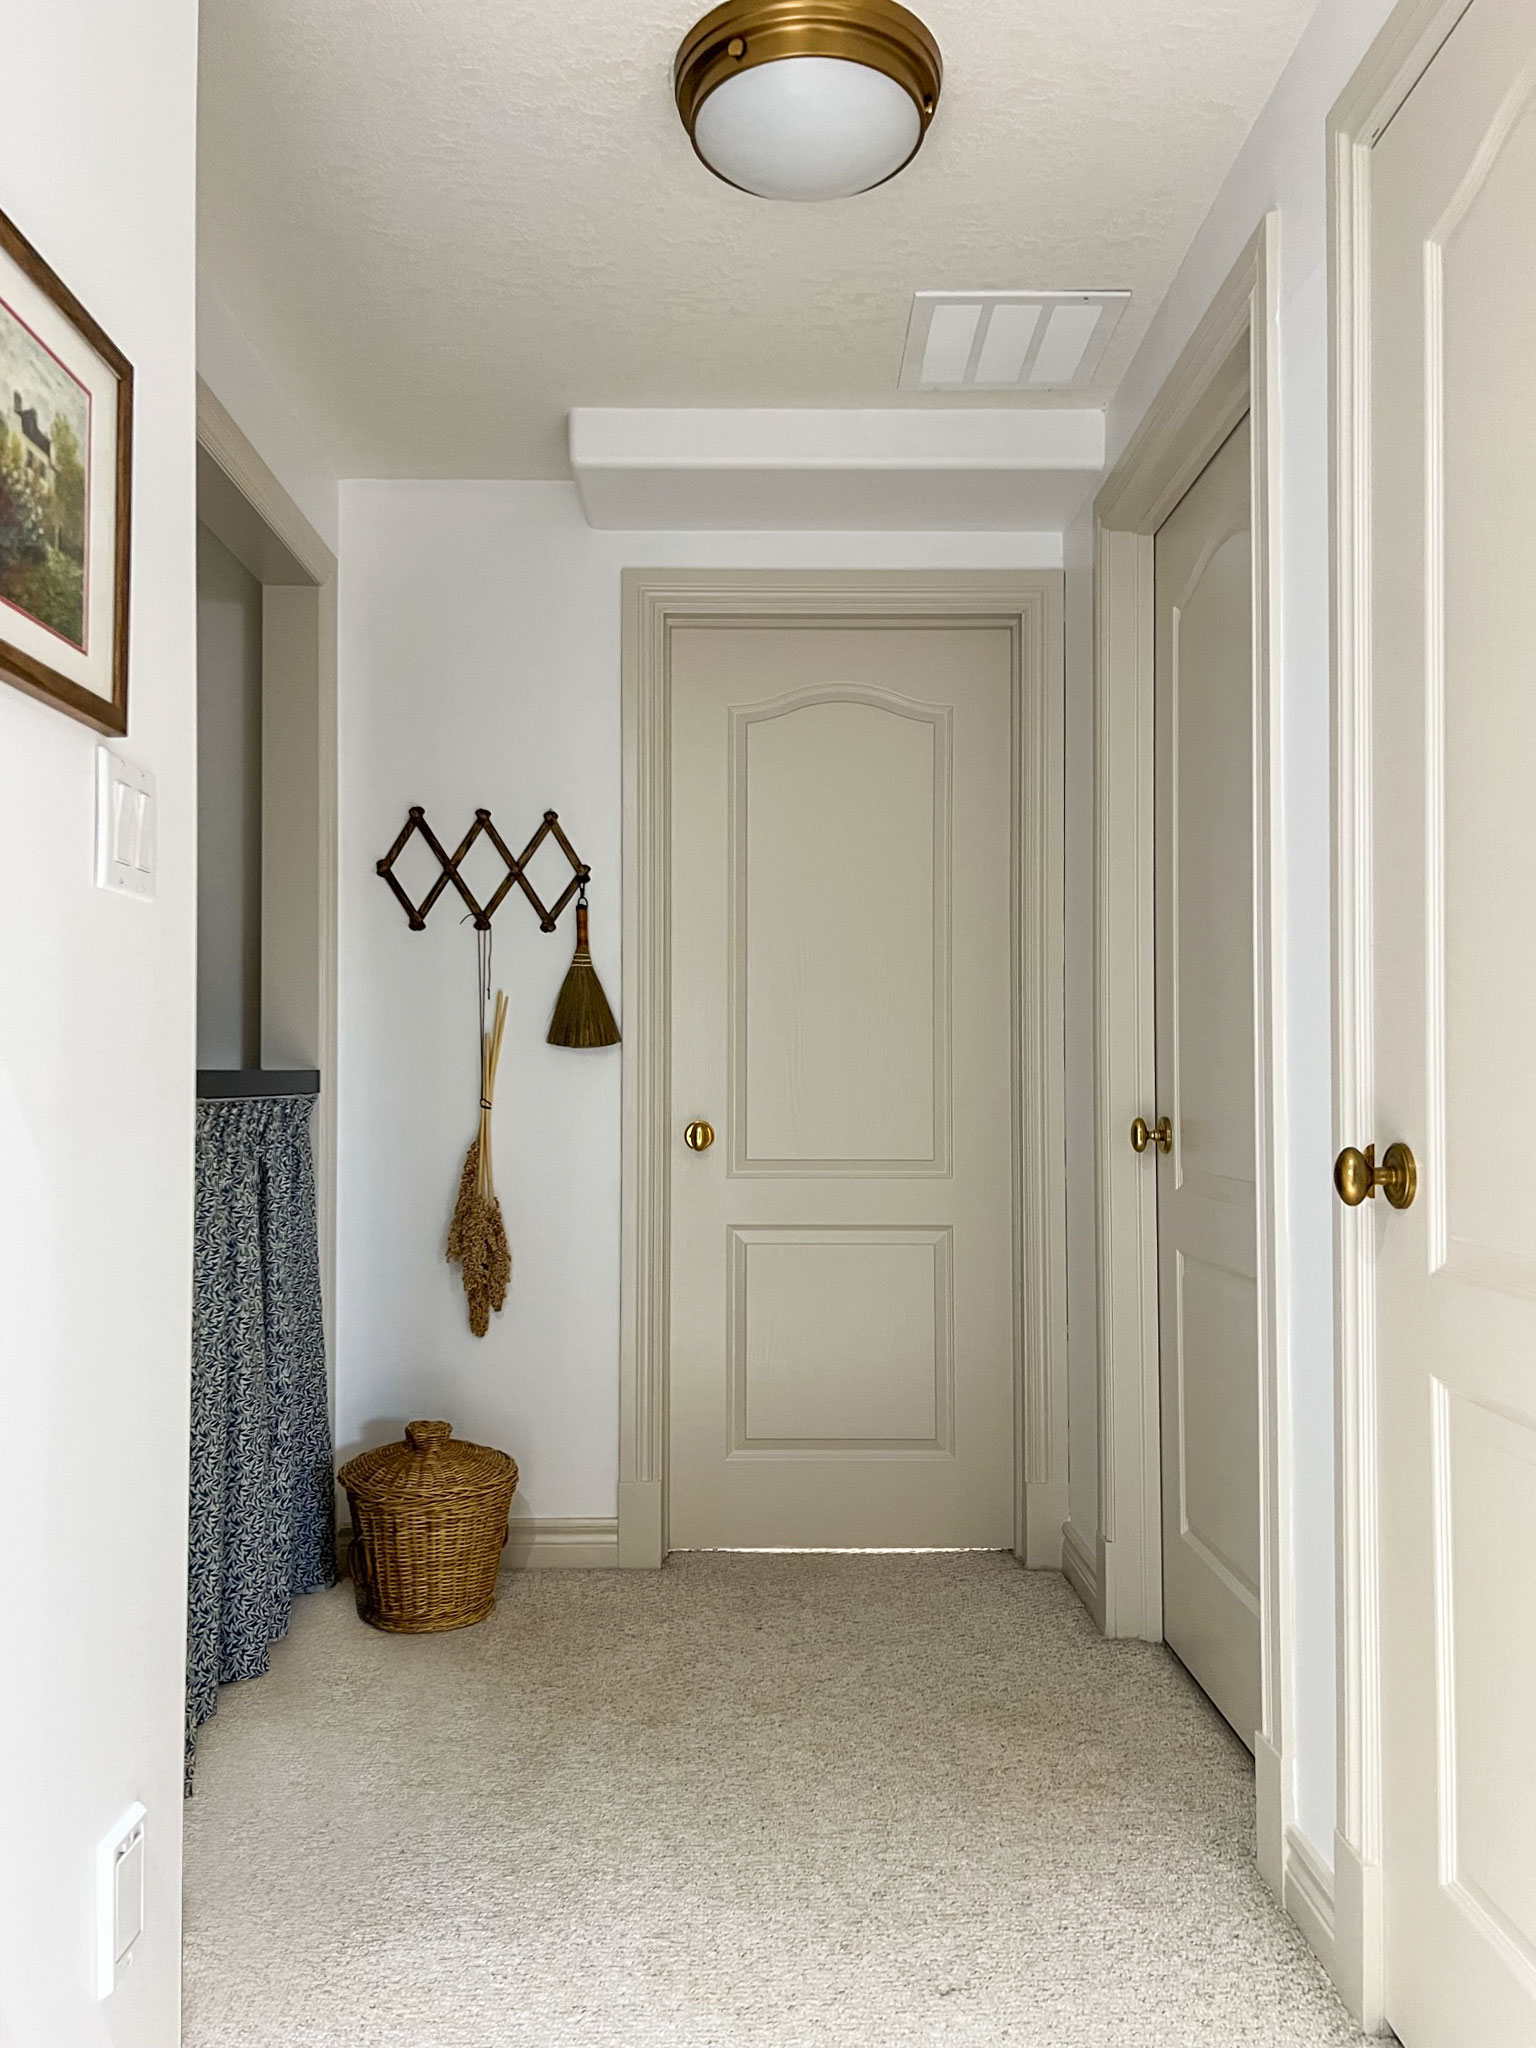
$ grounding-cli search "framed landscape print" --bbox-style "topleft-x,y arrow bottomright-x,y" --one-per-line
0,204 -> 132,734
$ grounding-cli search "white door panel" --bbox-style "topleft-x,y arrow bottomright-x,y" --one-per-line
668,624 -> 1016,1549
1369,3 -> 1536,2039
1155,419 -> 1262,1750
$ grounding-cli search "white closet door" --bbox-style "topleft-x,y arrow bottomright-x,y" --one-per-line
1368,2 -> 1536,2038
1154,417 -> 1262,1750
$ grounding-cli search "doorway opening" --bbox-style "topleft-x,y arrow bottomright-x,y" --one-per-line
185,380 -> 339,1793
1090,219 -> 1301,1917
193,376 -> 338,1377
617,570 -> 1069,1572
193,378 -> 337,1359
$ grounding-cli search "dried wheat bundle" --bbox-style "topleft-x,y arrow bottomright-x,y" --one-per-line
447,986 -> 510,1337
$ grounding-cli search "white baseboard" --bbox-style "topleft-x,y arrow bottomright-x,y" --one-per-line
1283,1825 -> 1337,1983
1024,1480 -> 1069,1568
1332,1829 -> 1389,2034
504,1517 -> 619,1569
1255,1732 -> 1284,1899
1060,1518 -> 1103,1628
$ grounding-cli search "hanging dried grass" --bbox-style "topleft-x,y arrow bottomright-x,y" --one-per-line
447,983 -> 510,1337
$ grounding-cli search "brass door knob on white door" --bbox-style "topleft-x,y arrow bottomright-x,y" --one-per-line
683,1119 -> 715,1152
1334,1140 -> 1417,1210
1130,1115 -> 1172,1155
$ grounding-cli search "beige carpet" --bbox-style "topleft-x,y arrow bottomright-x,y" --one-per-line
182,1553 -> 1366,2047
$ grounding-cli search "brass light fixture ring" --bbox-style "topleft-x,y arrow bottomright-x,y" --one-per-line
674,0 -> 943,182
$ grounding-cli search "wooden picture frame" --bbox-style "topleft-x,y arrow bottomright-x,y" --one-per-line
0,204 -> 132,734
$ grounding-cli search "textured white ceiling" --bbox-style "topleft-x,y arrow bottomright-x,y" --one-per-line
198,0 -> 1320,480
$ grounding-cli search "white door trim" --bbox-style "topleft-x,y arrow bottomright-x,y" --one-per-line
1091,217 -> 1290,1893
1328,3 -> 1475,2029
619,569 -> 1067,1569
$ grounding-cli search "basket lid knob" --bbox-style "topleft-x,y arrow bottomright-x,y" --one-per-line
404,1419 -> 453,1454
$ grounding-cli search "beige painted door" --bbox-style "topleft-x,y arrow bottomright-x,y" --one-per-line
668,623 -> 1016,1549
1153,418 -> 1262,1750
1368,3 -> 1536,2038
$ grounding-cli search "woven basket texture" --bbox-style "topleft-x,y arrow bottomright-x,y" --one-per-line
338,1420 -> 518,1633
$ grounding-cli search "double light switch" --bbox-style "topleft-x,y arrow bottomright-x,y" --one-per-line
95,746 -> 156,900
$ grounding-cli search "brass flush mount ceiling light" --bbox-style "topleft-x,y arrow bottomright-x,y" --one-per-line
674,0 -> 942,201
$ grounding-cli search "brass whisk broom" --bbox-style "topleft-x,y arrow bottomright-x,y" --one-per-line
547,880 -> 620,1049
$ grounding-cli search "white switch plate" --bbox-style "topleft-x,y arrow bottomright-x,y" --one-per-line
96,1801 -> 147,2000
95,747 -> 156,900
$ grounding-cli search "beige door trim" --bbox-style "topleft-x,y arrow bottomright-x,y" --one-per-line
1328,2 -> 1476,2030
195,377 -> 340,1442
619,569 -> 1067,1570
1091,217 -> 1289,1896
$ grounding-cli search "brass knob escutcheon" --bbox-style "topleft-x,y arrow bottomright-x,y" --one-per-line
1334,1141 -> 1417,1210
683,1119 -> 716,1152
1130,1115 -> 1173,1156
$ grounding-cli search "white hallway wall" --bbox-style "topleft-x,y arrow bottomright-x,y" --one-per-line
334,484 -> 1059,1514
0,4 -> 198,2045
1063,0 -> 1401,1870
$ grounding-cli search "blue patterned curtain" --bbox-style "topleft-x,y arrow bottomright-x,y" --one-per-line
187,1095 -> 335,1787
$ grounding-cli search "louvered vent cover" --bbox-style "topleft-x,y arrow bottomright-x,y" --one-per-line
899,291 -> 1129,392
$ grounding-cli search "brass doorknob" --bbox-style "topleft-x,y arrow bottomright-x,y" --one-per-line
1334,1141 -> 1417,1210
1130,1115 -> 1172,1156
683,1119 -> 715,1152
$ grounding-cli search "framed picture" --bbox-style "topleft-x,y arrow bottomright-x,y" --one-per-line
0,204 -> 132,734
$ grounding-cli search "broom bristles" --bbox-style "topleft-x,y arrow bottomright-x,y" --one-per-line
548,947 -> 620,1048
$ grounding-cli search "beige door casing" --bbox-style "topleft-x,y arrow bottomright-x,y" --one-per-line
620,570 -> 1068,1570
1327,0 -> 1531,2031
1090,218 -> 1292,1905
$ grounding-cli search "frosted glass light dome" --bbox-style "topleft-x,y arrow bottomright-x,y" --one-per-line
674,1 -> 942,203
693,56 -> 922,201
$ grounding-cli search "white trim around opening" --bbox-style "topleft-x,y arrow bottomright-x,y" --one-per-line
1088,216 -> 1293,1903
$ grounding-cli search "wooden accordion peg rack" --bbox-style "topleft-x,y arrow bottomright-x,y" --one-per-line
376,806 -> 590,934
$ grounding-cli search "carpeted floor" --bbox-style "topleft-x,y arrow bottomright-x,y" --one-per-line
182,1553 -> 1367,2047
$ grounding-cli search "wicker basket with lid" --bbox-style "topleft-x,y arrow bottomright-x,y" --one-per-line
339,1420 -> 518,1633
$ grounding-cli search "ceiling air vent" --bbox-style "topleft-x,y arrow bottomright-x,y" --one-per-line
899,291 -> 1129,393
